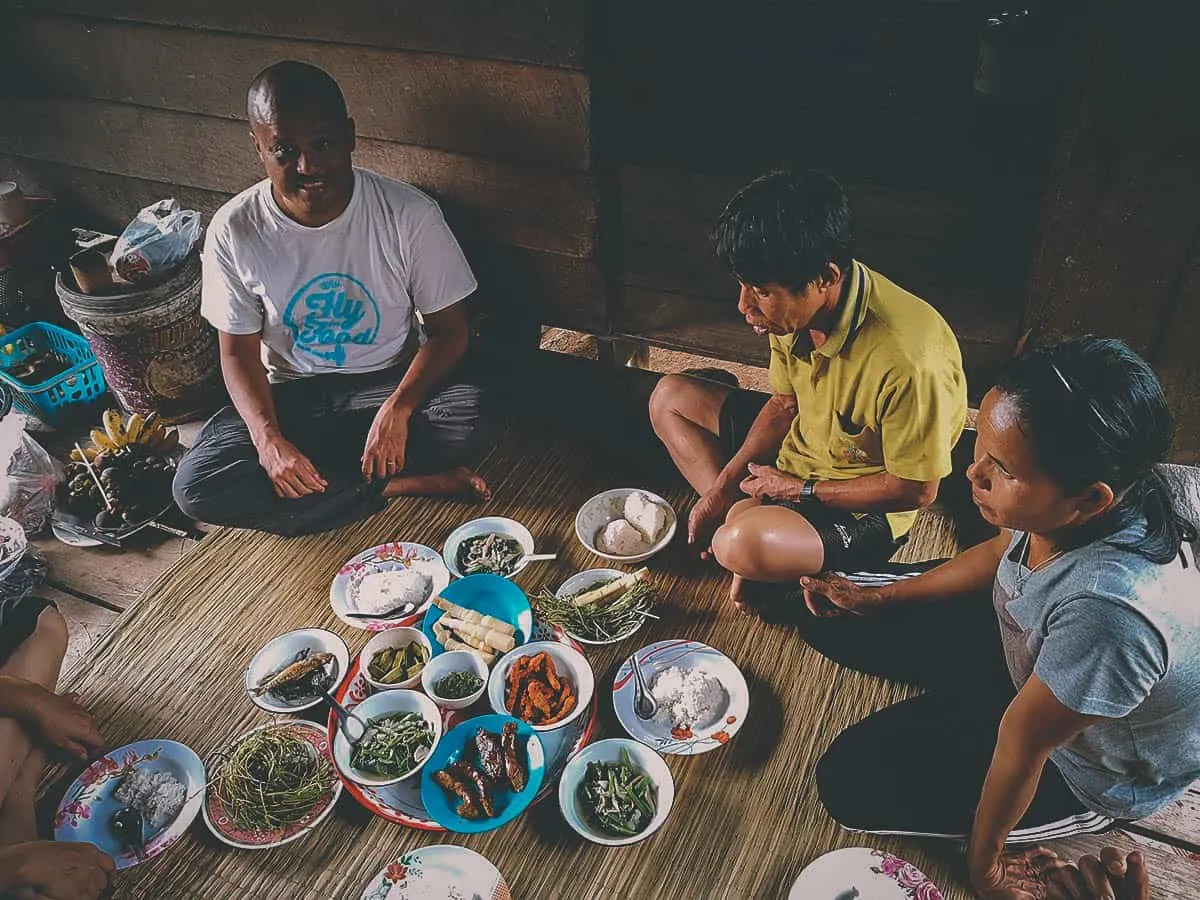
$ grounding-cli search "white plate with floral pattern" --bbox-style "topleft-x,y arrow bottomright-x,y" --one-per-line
788,848 -> 944,900
613,639 -> 749,755
359,844 -> 510,900
330,541 -> 450,631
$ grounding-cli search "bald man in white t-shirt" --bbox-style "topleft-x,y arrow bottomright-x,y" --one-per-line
173,60 -> 490,536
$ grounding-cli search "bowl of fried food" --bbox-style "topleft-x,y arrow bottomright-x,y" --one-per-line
487,641 -> 593,732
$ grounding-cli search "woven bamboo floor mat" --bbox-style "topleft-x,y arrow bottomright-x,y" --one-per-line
38,420 -> 977,899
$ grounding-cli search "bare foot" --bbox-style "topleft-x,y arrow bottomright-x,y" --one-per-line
729,574 -> 755,617
382,466 -> 492,501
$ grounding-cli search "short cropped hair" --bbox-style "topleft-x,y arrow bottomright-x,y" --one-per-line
711,169 -> 853,292
247,60 -> 348,125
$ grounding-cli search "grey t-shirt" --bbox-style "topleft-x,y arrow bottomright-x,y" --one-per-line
994,524 -> 1200,820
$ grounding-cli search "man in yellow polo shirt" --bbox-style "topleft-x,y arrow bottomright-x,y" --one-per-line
648,169 -> 966,612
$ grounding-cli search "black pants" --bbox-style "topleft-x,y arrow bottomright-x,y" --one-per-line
172,369 -> 484,537
805,563 -> 1114,843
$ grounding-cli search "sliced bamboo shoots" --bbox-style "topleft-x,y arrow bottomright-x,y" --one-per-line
572,567 -> 649,607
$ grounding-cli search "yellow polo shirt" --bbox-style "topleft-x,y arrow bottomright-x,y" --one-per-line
769,260 -> 967,538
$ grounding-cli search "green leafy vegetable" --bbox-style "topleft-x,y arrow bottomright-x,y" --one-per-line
433,670 -> 484,699
457,533 -> 523,576
577,748 -> 657,837
351,712 -> 434,777
534,579 -> 657,642
212,726 -> 334,831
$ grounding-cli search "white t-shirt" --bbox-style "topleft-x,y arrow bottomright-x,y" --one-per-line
201,168 -> 477,381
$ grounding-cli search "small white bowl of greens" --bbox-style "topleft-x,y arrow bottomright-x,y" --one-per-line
421,649 -> 489,710
332,690 -> 442,787
532,567 -> 658,646
558,738 -> 674,846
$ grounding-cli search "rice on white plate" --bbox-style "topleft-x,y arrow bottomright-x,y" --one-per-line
113,768 -> 186,829
650,666 -> 728,731
349,567 -> 432,616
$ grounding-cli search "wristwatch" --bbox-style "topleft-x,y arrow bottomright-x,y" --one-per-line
800,478 -> 819,500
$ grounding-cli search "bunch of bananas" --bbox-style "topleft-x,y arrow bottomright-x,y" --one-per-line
70,409 -> 180,461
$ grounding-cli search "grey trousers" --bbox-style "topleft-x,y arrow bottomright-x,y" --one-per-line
172,367 -> 484,536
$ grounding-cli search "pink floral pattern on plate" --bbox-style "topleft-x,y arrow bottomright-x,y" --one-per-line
872,851 -> 944,900
55,749 -> 159,829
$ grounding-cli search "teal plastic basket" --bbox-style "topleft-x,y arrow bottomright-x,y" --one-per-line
0,321 -> 107,427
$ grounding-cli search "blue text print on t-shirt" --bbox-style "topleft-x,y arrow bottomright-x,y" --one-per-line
284,273 -> 380,366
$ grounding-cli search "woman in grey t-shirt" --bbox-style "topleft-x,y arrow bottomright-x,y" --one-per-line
799,336 -> 1200,899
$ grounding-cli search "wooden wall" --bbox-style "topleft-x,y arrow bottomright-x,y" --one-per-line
0,1 -> 603,341
1019,1 -> 1200,464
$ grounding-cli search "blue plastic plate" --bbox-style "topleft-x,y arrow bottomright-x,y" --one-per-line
421,573 -> 532,657
419,714 -> 544,834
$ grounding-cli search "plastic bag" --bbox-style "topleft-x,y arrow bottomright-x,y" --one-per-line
0,406 -> 61,534
110,198 -> 202,284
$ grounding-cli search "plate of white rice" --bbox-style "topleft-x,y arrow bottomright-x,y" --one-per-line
612,639 -> 750,756
53,739 -> 205,870
330,541 -> 450,631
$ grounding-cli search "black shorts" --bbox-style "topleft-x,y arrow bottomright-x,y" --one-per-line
0,594 -> 55,665
717,388 -> 899,572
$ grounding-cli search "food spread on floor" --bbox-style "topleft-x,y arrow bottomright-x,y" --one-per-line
505,651 -> 577,726
432,723 -> 529,820
533,567 -> 657,643
210,726 -> 335,832
349,567 -> 430,617
350,712 -> 435,778
578,747 -> 657,838
253,649 -> 336,701
366,642 -> 428,685
456,532 -> 524,576
434,670 -> 484,699
595,491 -> 669,556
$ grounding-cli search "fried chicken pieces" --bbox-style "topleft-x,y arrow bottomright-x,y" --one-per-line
433,723 -> 529,821
505,651 -> 577,725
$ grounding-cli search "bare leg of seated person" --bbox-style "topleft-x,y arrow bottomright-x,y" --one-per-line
712,500 -> 825,615
647,374 -> 733,494
0,606 -> 68,846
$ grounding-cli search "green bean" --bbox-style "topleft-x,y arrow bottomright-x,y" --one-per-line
577,748 -> 657,837
350,712 -> 434,777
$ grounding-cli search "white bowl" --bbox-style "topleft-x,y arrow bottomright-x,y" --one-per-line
487,640 -> 594,732
360,627 -> 433,692
555,568 -> 648,646
421,649 -> 489,710
575,488 -> 676,564
558,738 -> 675,846
243,628 -> 349,714
443,516 -> 536,580
331,689 -> 442,787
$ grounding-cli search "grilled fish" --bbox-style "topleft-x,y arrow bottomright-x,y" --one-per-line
252,651 -> 334,696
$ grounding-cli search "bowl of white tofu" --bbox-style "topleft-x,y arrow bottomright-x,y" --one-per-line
575,488 -> 676,564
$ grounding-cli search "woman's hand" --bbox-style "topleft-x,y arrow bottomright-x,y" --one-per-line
1047,848 -> 1150,900
971,847 -> 1063,899
798,572 -> 884,617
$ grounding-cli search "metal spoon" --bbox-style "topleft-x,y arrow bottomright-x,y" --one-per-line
323,689 -> 373,747
109,806 -> 147,860
344,601 -> 419,621
631,653 -> 658,720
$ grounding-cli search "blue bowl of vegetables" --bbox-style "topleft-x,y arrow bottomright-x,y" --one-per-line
420,714 -> 544,834
422,574 -> 533,662
557,738 -> 674,846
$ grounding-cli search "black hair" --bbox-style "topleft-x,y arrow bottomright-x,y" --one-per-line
996,335 -> 1196,564
247,60 -> 348,125
711,168 -> 853,292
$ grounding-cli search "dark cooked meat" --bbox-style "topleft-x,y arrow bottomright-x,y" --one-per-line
474,727 -> 505,781
432,768 -> 485,818
501,721 -> 527,792
448,760 -> 495,817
